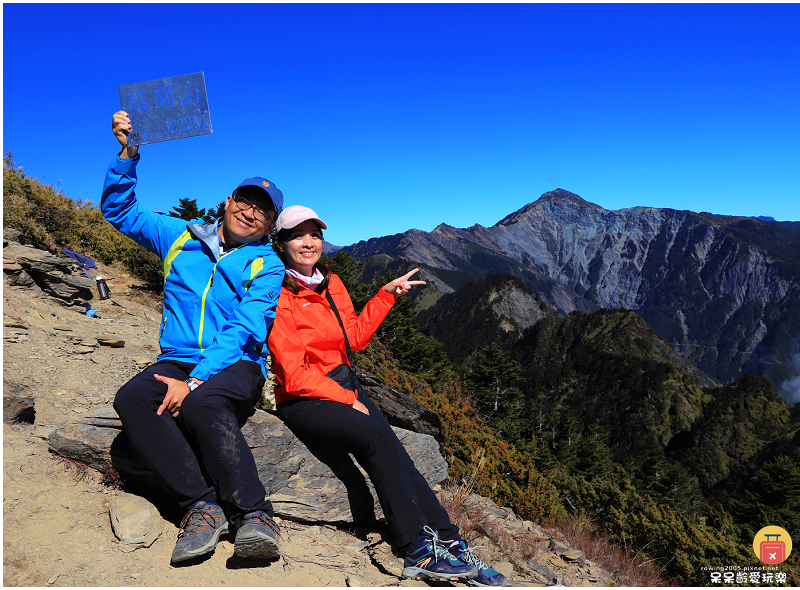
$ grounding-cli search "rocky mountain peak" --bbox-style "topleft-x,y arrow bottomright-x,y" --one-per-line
495,189 -> 604,227
534,188 -> 603,208
432,222 -> 489,235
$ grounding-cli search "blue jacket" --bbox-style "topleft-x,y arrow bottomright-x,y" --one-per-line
101,156 -> 284,381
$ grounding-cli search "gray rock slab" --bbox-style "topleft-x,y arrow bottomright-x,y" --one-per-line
97,337 -> 125,347
355,367 -> 443,445
461,492 -> 514,521
49,405 -> 448,525
558,548 -> 586,566
4,242 -> 95,301
244,410 -> 447,523
527,560 -> 560,585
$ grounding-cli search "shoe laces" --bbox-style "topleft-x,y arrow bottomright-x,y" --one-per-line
244,511 -> 282,541
177,504 -> 221,540
452,541 -> 491,571
422,525 -> 451,564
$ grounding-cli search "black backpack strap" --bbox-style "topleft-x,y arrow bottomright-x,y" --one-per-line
326,289 -> 355,366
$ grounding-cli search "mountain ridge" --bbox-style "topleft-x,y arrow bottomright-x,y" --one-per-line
344,190 -> 800,398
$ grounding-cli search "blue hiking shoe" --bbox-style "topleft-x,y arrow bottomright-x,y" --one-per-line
170,501 -> 228,563
234,510 -> 281,560
449,540 -> 507,586
402,526 -> 478,581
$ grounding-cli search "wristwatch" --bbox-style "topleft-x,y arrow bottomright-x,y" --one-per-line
185,379 -> 200,392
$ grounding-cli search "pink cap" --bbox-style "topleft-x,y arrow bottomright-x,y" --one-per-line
275,205 -> 328,232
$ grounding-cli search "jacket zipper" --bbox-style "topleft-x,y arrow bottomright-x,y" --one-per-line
198,244 -> 243,351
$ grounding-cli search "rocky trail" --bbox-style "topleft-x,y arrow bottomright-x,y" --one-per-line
3,229 -> 616,587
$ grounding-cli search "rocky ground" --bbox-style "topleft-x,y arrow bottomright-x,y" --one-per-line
3,231 -> 616,587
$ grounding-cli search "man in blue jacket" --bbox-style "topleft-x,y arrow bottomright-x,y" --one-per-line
103,110 -> 285,564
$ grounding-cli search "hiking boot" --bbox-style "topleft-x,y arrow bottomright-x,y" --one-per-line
402,526 -> 478,580
233,510 -> 281,560
170,501 -> 228,563
449,540 -> 507,586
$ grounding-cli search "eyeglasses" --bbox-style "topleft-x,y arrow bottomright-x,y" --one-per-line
233,196 -> 275,224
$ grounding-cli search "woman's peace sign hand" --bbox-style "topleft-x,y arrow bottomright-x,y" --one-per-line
382,268 -> 426,297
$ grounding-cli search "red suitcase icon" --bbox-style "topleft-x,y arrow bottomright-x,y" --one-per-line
760,534 -> 786,564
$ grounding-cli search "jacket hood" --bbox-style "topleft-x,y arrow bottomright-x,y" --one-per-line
187,220 -> 223,261
187,219 -> 220,240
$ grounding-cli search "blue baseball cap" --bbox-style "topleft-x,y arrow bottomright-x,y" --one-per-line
235,177 -> 284,215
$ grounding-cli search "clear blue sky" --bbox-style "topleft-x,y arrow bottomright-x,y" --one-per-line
4,3 -> 799,247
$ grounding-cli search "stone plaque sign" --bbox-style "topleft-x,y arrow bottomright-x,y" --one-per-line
118,72 -> 213,146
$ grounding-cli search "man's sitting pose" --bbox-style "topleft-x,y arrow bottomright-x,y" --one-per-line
103,110 -> 285,564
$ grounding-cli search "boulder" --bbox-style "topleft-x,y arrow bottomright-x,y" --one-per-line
49,404 -> 448,525
4,242 -> 95,302
355,367 -> 443,445
109,494 -> 162,552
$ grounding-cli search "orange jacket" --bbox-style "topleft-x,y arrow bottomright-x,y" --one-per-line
268,273 -> 396,406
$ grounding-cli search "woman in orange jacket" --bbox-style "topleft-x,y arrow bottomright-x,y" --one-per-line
267,206 -> 506,586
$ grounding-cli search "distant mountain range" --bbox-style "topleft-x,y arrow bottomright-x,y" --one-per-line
343,190 -> 800,400
322,240 -> 340,255
416,273 -> 800,494
753,216 -> 800,232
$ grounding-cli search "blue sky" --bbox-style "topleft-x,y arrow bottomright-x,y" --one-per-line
4,3 -> 799,247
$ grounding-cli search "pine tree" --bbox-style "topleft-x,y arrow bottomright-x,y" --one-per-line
169,198 -> 207,221
525,407 -> 559,470
202,200 -> 227,223
634,447 -> 702,508
464,343 -> 525,432
554,414 -> 583,466
324,251 -> 371,312
731,455 -> 800,539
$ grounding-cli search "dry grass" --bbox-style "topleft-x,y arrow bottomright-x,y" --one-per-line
440,449 -> 545,567
54,455 -> 94,484
441,488 -> 543,557
447,447 -> 485,507
440,448 -> 668,587
547,514 -> 668,587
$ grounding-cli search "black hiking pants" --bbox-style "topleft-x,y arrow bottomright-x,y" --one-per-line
277,391 -> 460,549
113,359 -> 272,530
